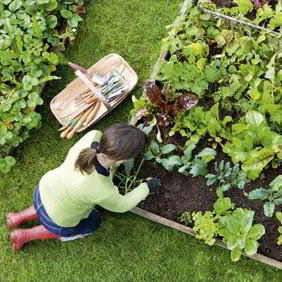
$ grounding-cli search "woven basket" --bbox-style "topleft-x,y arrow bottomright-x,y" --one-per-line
50,53 -> 138,132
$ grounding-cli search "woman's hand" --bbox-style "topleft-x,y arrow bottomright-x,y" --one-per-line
146,177 -> 161,193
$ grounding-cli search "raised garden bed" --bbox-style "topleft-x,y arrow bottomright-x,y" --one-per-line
126,0 -> 282,270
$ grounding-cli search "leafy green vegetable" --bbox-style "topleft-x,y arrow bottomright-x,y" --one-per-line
205,160 -> 249,197
223,111 -> 282,179
144,141 -> 181,171
248,175 -> 282,217
189,197 -> 265,261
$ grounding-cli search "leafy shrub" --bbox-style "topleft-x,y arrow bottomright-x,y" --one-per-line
0,0 -> 84,173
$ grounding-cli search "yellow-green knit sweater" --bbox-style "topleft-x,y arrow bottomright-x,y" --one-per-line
39,130 -> 149,227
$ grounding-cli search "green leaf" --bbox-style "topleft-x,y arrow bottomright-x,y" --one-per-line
248,188 -> 270,200
5,156 -> 16,166
226,236 -> 238,250
144,151 -> 154,161
195,147 -> 216,163
160,155 -> 182,171
61,9 -> 73,19
244,239 -> 258,256
214,197 -> 234,216
274,198 -> 282,205
123,159 -> 134,177
160,144 -> 177,155
245,111 -> 265,126
231,246 -> 242,262
240,210 -> 254,233
32,16 -> 43,39
9,0 -> 22,12
205,174 -> 217,186
265,67 -> 275,81
276,212 -> 282,224
189,159 -> 208,177
46,15 -> 57,28
277,70 -> 282,81
248,224 -> 265,240
270,175 -> 282,188
264,202 -> 275,217
46,0 -> 57,11
199,14 -> 210,20
150,141 -> 160,156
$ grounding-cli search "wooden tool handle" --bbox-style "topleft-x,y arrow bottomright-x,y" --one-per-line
85,96 -> 98,104
83,100 -> 101,127
66,104 -> 96,139
60,112 -> 83,138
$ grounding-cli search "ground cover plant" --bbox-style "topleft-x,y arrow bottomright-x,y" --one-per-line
1,0 -> 282,280
0,0 -> 84,173
130,0 -> 282,262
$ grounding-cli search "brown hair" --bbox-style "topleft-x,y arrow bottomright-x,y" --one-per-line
75,123 -> 146,174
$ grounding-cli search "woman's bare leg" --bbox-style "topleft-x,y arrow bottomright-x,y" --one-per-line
6,206 -> 38,228
9,225 -> 60,252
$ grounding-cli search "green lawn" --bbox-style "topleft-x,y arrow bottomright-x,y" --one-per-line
0,0 -> 282,281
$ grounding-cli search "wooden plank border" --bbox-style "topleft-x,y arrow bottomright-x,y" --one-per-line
131,0 -> 282,271
130,207 -> 282,270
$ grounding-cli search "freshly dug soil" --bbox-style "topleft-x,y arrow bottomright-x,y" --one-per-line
137,143 -> 282,262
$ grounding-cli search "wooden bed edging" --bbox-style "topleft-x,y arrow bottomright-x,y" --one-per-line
130,207 -> 282,271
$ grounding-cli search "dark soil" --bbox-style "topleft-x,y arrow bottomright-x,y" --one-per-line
137,137 -> 282,262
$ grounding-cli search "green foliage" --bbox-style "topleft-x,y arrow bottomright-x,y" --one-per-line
192,211 -> 218,246
0,0 -> 84,172
190,197 -> 265,261
144,141 -> 182,171
218,208 -> 265,261
178,146 -> 215,177
276,212 -> 282,245
178,211 -> 193,226
223,111 -> 282,179
205,160 -> 249,197
248,175 -> 282,217
114,158 -> 145,194
171,103 -> 230,149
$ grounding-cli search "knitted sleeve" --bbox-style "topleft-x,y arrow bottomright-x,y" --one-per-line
98,182 -> 149,213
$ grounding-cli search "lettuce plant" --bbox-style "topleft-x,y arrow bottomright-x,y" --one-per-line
223,111 -> 282,179
190,197 -> 265,261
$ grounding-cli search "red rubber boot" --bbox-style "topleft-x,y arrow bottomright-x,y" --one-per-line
6,206 -> 38,228
9,225 -> 60,252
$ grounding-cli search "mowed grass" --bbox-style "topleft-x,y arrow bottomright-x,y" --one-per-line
0,0 -> 282,281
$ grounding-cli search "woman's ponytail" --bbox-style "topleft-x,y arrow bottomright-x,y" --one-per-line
74,148 -> 98,174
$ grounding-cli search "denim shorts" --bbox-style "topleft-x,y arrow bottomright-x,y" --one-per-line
33,185 -> 101,237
